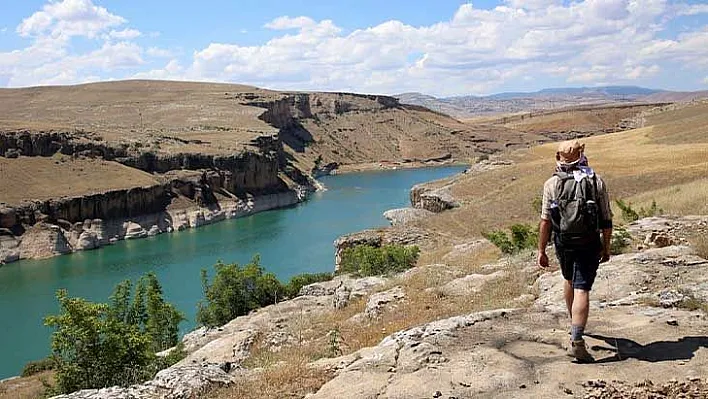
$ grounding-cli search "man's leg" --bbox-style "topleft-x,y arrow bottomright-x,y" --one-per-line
564,280 -> 574,319
571,289 -> 590,339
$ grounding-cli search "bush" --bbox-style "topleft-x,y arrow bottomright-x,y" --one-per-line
616,199 -> 663,223
21,357 -> 55,377
338,244 -> 420,277
44,274 -> 184,395
285,272 -> 333,298
484,224 -> 538,255
610,226 -> 632,255
197,255 -> 286,328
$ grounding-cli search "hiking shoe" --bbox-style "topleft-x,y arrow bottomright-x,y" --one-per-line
568,339 -> 594,363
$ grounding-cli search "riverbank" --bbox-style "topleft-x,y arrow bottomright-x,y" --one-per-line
1,187 -> 309,266
0,165 -> 468,381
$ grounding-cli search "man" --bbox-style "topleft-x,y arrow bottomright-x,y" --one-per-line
537,140 -> 613,363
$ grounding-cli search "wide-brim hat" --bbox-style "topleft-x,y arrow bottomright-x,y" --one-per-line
556,140 -> 585,164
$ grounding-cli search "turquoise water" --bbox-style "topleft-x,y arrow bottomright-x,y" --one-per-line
0,165 -> 466,379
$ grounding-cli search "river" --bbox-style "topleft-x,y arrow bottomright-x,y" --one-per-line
0,165 -> 466,379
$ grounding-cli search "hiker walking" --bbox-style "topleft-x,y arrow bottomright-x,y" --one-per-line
537,140 -> 613,362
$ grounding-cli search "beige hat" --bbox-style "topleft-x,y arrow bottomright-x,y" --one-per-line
556,140 -> 585,164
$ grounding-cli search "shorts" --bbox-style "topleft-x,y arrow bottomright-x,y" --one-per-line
555,246 -> 600,291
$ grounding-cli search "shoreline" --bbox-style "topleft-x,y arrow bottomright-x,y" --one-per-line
1,188 -> 307,267
326,159 -> 471,175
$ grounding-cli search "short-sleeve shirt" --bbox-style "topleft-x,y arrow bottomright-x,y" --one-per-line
540,173 -> 613,228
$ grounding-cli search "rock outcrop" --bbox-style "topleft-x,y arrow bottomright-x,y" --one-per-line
383,207 -> 434,226
410,185 -> 459,213
333,228 -> 429,272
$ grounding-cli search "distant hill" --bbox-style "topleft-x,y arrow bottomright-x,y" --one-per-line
396,86 -> 707,118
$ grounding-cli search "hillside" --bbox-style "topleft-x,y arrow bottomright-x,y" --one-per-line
397,87 -> 708,119
412,100 -> 708,239
10,99 -> 707,399
0,80 -> 551,265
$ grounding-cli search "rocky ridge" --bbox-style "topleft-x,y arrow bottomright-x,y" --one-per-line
44,216 -> 708,399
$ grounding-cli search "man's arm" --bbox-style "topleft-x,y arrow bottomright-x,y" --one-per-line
600,227 -> 612,263
597,176 -> 613,263
538,218 -> 552,268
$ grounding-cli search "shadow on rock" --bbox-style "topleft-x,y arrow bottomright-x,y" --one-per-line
587,334 -> 708,363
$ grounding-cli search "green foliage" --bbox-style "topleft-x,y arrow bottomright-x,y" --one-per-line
338,244 -> 420,277
197,255 -> 286,328
45,274 -> 184,395
21,357 -> 55,377
484,224 -> 539,254
616,199 -> 663,223
45,291 -> 154,394
483,230 -> 515,254
610,226 -> 632,255
285,272 -> 333,298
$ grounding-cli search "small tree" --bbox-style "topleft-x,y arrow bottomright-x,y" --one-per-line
45,290 -> 154,394
45,274 -> 184,395
197,256 -> 286,328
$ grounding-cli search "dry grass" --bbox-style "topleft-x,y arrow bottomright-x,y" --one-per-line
0,155 -> 159,205
210,361 -> 333,399
0,371 -> 52,399
689,233 -> 708,260
414,101 -> 708,240
208,247 -> 530,398
501,104 -> 656,134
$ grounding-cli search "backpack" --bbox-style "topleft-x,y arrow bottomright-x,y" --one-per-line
550,171 -> 600,249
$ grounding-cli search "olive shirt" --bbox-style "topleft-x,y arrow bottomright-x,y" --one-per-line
540,173 -> 614,230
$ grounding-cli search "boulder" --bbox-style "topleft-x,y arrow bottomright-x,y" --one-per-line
75,231 -> 98,250
147,225 -> 161,236
383,208 -> 434,226
431,270 -> 506,297
365,286 -> 406,319
0,235 -> 20,264
410,186 -> 459,213
18,223 -> 72,259
124,222 -> 147,239
333,282 -> 352,310
0,206 -> 17,229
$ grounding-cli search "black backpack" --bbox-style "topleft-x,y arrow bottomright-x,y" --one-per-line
550,171 -> 600,249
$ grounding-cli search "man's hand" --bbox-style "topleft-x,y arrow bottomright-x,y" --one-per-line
538,251 -> 549,268
600,248 -> 610,263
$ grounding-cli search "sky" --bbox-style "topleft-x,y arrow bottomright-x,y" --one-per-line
0,0 -> 706,96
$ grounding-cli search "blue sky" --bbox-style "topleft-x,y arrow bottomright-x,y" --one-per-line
0,0 -> 706,96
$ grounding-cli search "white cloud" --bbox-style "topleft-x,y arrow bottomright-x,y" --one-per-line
703,76 -> 708,85
0,27 -> 7,34
264,16 -> 316,30
146,47 -> 173,57
17,0 -> 126,39
676,4 -> 708,16
107,28 -> 141,40
2,1 -> 707,94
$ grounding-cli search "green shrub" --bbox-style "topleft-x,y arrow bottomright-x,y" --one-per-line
483,230 -> 515,254
610,226 -> 632,255
616,199 -> 663,223
21,357 -> 55,377
338,244 -> 420,277
197,255 -> 286,328
616,199 -> 640,222
44,274 -> 184,395
484,224 -> 538,254
285,272 -> 333,298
